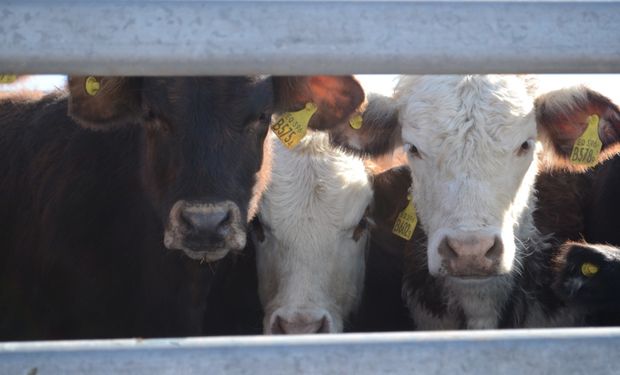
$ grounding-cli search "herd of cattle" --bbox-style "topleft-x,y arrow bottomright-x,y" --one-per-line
0,74 -> 619,340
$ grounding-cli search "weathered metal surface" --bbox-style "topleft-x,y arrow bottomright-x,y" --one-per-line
0,1 -> 619,75
1,328 -> 620,375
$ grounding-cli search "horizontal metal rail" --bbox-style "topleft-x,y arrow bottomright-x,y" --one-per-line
2,328 -> 620,374
1,1 -> 619,75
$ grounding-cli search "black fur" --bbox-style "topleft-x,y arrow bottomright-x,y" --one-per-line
0,75 -> 364,340
552,242 -> 620,326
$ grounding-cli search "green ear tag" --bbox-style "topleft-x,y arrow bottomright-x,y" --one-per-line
392,195 -> 417,240
85,76 -> 101,96
270,102 -> 317,149
0,75 -> 17,84
570,114 -> 602,167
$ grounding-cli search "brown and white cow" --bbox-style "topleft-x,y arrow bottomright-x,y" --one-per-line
328,76 -> 620,329
253,131 -> 372,334
252,126 -> 413,334
0,75 -> 364,339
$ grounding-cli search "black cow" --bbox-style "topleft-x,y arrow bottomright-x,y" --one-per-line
552,242 -> 620,326
0,75 -> 363,340
351,166 -> 412,332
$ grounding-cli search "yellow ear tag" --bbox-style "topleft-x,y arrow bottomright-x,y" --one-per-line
570,114 -> 602,167
85,76 -> 101,96
392,195 -> 418,240
0,75 -> 17,84
581,262 -> 599,277
270,102 -> 317,149
349,114 -> 363,130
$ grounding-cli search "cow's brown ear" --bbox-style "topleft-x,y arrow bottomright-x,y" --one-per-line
536,86 -> 620,170
68,76 -> 143,131
371,166 -> 412,222
272,76 -> 364,130
330,94 -> 402,157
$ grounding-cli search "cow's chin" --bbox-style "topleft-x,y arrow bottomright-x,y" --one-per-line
446,275 -> 499,284
179,247 -> 231,263
163,231 -> 246,263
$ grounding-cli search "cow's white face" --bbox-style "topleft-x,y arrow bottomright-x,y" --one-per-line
395,76 -> 540,278
255,132 -> 372,334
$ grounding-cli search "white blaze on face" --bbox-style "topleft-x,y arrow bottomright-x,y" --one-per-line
395,76 -> 540,276
255,131 -> 372,334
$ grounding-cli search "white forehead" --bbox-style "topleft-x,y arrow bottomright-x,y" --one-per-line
260,132 -> 372,233
395,75 -> 537,154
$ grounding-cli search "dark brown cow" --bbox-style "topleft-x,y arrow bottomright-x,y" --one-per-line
351,166 -> 412,332
0,75 -> 363,340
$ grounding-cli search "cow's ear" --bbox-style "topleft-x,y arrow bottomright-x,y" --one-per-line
371,165 -> 412,223
68,76 -> 143,131
535,86 -> 620,169
272,76 -> 364,130
330,94 -> 402,157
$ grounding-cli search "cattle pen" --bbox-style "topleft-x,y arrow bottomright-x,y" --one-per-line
1,0 -> 620,374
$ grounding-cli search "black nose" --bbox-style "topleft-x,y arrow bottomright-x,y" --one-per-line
164,200 -> 246,259
180,206 -> 232,244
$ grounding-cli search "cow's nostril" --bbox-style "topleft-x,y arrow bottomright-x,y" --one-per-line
485,236 -> 503,261
272,316 -> 285,334
317,316 -> 330,333
215,211 -> 232,237
438,237 -> 459,259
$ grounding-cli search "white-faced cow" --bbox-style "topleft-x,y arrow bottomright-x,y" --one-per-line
0,75 -> 364,340
252,129 -> 414,334
253,131 -> 372,333
329,75 -> 620,329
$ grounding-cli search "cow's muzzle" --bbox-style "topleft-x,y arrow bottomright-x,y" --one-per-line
164,200 -> 246,262
438,233 -> 504,277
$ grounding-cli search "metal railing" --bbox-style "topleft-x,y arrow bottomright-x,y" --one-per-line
1,1 -> 620,374
2,328 -> 620,374
1,0 -> 619,75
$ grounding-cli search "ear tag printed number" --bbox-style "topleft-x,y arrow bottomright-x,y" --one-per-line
581,262 -> 599,277
85,76 -> 101,96
570,114 -> 602,167
392,195 -> 417,240
271,102 -> 317,149
0,75 -> 17,84
349,114 -> 363,130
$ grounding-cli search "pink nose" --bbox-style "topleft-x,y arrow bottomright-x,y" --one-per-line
438,234 -> 503,277
270,312 -> 330,334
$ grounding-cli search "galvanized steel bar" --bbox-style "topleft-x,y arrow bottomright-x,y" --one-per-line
0,1 -> 619,75
1,328 -> 620,375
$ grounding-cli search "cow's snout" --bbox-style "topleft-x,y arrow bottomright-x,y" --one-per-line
164,200 -> 246,262
268,309 -> 331,334
438,233 -> 504,277
180,206 -> 231,241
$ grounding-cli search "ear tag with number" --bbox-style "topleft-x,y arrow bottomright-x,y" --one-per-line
85,76 -> 101,96
570,114 -> 602,167
392,194 -> 417,240
271,102 -> 317,149
0,75 -> 17,84
581,262 -> 599,277
349,114 -> 363,130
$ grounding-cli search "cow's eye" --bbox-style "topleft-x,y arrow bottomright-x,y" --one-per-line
517,139 -> 534,156
404,143 -> 420,158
